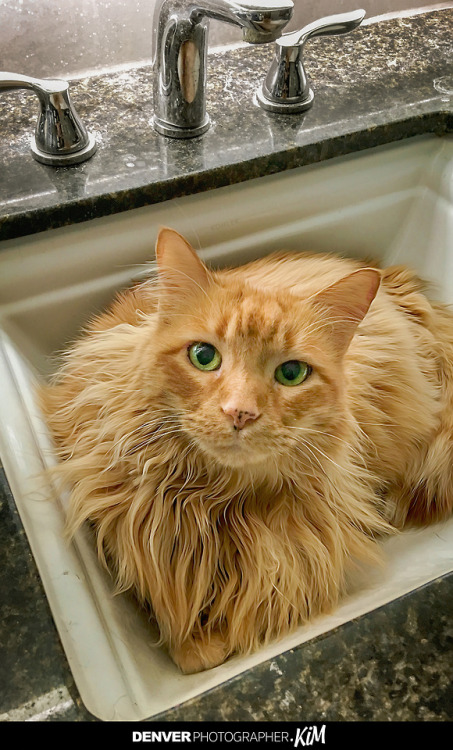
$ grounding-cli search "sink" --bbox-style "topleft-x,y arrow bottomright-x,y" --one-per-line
1,134 -> 453,721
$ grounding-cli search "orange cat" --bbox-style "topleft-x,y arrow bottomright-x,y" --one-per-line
39,228 -> 453,673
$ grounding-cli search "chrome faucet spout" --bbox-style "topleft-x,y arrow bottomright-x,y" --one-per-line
188,0 -> 294,43
152,0 -> 294,138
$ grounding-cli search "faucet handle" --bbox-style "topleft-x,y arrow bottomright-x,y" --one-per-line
0,72 -> 97,165
256,9 -> 366,113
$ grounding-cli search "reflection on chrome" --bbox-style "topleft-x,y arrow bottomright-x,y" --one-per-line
152,0 -> 294,139
256,9 -> 366,114
0,72 -> 97,166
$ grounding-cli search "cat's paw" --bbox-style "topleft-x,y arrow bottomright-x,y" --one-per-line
172,634 -> 229,674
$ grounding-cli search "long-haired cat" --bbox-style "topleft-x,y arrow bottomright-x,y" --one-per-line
39,227 -> 453,673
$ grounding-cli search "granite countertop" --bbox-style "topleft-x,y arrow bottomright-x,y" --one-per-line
0,8 -> 452,724
0,9 -> 452,243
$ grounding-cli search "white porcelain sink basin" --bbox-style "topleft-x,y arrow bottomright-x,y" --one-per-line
1,134 -> 453,721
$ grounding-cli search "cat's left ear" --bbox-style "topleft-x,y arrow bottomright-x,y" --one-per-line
155,227 -> 210,312
310,267 -> 381,355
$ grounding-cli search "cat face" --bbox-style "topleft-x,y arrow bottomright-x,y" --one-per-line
153,288 -> 342,470
148,229 -> 381,472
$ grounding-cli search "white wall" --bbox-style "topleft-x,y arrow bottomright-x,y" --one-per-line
0,0 -> 450,79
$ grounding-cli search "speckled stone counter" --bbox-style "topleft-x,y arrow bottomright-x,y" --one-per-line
1,7 -> 453,725
0,9 -> 452,242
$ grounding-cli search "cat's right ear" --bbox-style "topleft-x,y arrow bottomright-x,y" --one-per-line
155,227 -> 210,314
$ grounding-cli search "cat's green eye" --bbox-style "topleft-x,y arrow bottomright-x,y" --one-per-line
188,342 -> 222,371
275,360 -> 311,387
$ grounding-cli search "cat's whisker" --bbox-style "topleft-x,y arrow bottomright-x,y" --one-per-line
306,441 -> 357,474
292,438 -> 358,480
118,417 -> 187,451
112,418 -> 182,448
291,440 -> 327,477
286,426 -> 365,464
129,427 -> 186,452
285,450 -> 322,483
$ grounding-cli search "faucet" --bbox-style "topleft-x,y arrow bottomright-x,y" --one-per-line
152,0 -> 294,138
256,9 -> 366,113
0,73 -> 97,165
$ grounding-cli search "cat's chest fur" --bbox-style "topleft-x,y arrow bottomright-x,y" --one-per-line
108,444 -> 382,658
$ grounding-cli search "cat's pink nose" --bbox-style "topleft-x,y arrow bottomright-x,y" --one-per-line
222,405 -> 261,431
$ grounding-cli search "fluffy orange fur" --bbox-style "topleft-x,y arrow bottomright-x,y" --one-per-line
39,228 -> 453,673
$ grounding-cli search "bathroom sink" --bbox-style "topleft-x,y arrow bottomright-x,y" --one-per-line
1,133 -> 453,721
